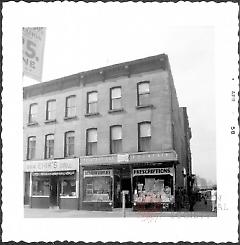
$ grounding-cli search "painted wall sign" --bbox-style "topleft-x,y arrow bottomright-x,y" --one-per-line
84,169 -> 113,177
22,27 -> 46,81
24,158 -> 79,172
133,167 -> 174,177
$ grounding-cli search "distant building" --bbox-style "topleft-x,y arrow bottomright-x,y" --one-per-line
23,54 -> 192,211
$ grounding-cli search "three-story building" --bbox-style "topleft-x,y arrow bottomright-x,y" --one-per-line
23,54 -> 192,211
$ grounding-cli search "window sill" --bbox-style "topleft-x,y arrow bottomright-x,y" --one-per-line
64,116 -> 78,121
108,108 -> 124,114
44,119 -> 57,124
85,112 -> 100,117
64,155 -> 76,159
136,104 -> 154,110
27,122 -> 39,127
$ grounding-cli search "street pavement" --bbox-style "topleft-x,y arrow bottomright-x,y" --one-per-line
24,199 -> 217,218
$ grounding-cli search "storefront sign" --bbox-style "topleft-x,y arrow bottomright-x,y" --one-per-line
80,150 -> 177,166
117,154 -> 129,163
24,158 -> 79,172
84,169 -> 113,177
32,171 -> 75,176
133,167 -> 174,177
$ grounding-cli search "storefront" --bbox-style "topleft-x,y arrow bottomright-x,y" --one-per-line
80,150 -> 178,211
24,158 -> 79,209
82,169 -> 121,211
132,166 -> 175,211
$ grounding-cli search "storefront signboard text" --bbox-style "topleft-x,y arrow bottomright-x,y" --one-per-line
24,159 -> 79,172
84,169 -> 113,177
133,167 -> 174,177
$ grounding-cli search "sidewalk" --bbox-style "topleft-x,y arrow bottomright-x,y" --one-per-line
24,204 -> 217,218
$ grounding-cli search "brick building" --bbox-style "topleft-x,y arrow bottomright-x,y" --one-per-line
23,54 -> 192,211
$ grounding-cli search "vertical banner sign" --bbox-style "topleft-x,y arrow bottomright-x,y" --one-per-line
22,27 -> 46,82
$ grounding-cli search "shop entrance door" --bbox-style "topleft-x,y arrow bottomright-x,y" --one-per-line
50,176 -> 60,207
121,178 -> 132,208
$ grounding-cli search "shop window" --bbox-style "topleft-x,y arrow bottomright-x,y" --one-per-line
27,136 -> 36,160
45,134 -> 54,159
110,87 -> 122,110
87,91 -> 98,114
65,95 -> 76,118
133,175 -> 174,203
32,176 -> 50,196
137,81 -> 150,106
64,131 -> 75,157
46,99 -> 56,121
138,122 -> 151,152
28,103 -> 38,123
86,128 -> 97,155
84,176 -> 112,202
60,175 -> 76,197
110,125 -> 122,154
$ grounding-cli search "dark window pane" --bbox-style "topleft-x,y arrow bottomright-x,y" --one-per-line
87,142 -> 97,155
88,102 -> 97,114
111,139 -> 122,154
139,137 -> 151,152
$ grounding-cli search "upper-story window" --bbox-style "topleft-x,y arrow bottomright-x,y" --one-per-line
86,128 -> 97,156
46,100 -> 56,121
87,91 -> 98,114
110,87 -> 122,110
65,95 -> 76,118
28,103 -> 38,123
27,136 -> 36,160
137,81 -> 150,106
110,125 -> 122,154
65,131 -> 75,157
45,134 -> 54,159
138,122 -> 151,152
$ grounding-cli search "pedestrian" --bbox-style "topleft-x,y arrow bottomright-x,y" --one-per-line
211,187 -> 217,212
189,190 -> 196,212
175,189 -> 181,211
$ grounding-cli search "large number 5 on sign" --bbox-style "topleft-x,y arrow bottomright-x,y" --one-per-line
25,40 -> 36,59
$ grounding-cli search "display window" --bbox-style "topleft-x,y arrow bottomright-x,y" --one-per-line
32,176 -> 50,196
60,175 -> 76,197
133,175 -> 174,203
84,176 -> 112,202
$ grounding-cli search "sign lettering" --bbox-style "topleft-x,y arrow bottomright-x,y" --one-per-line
133,168 -> 174,177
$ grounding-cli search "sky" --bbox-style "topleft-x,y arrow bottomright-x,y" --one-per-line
22,3 -> 216,184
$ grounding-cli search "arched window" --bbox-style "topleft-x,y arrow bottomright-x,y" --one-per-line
110,125 -> 122,154
86,128 -> 97,155
28,103 -> 38,123
87,91 -> 98,114
138,122 -> 151,152
65,131 -> 75,157
137,81 -> 150,106
45,134 -> 54,159
27,136 -> 36,160
65,95 -> 76,118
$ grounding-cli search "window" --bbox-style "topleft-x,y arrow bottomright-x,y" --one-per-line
110,125 -> 122,154
65,131 -> 75,157
84,176 -> 112,202
65,95 -> 76,118
32,177 -> 50,196
87,91 -> 98,114
45,134 -> 54,159
28,103 -> 38,123
138,122 -> 151,152
60,175 -> 76,197
86,128 -> 97,155
46,100 -> 56,121
110,87 -> 122,110
27,136 -> 36,160
137,82 -> 150,106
